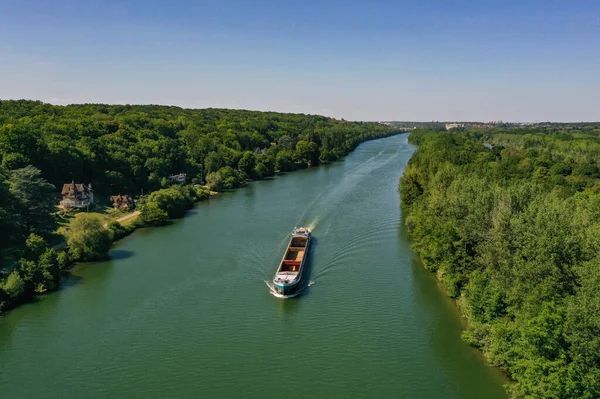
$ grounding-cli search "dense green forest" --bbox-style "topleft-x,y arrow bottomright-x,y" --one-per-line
0,100 -> 399,193
0,99 -> 400,312
400,126 -> 600,398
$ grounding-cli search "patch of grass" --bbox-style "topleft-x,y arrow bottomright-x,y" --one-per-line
119,213 -> 140,227
54,204 -> 131,237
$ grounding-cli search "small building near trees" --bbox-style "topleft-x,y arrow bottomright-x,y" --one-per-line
445,123 -> 465,130
109,194 -> 135,210
60,181 -> 94,210
168,173 -> 187,184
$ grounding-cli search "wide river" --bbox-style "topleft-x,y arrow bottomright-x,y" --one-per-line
0,134 -> 506,398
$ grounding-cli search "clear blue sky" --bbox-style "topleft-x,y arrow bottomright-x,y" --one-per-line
1,0 -> 599,121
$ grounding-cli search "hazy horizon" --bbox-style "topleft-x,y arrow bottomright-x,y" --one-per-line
1,0 -> 599,121
5,98 -> 600,124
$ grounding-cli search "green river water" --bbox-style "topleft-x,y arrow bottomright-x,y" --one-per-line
0,134 -> 507,398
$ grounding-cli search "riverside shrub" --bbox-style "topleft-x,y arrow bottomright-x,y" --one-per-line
66,214 -> 113,261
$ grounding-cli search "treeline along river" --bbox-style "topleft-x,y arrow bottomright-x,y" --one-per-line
0,134 -> 506,398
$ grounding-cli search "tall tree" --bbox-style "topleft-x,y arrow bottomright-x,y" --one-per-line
238,151 -> 256,179
8,165 -> 56,238
0,168 -> 15,257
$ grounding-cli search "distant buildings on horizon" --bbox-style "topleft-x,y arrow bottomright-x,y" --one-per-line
380,120 -> 555,130
445,123 -> 465,130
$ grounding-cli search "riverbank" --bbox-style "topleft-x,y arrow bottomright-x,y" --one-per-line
0,100 -> 404,312
399,128 -> 600,399
0,185 -> 211,316
398,131 -> 512,392
0,133 -> 407,317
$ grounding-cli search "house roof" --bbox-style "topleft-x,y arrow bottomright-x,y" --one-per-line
61,181 -> 92,196
110,194 -> 133,201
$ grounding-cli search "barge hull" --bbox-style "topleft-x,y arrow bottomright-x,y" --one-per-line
272,228 -> 311,297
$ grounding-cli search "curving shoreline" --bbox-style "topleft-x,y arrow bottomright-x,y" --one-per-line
0,131 -> 406,317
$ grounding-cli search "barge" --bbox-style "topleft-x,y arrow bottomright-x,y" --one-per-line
272,227 -> 311,297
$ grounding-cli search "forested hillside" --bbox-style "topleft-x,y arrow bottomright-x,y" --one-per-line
0,100 -> 398,193
0,99 -> 399,266
400,126 -> 600,398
